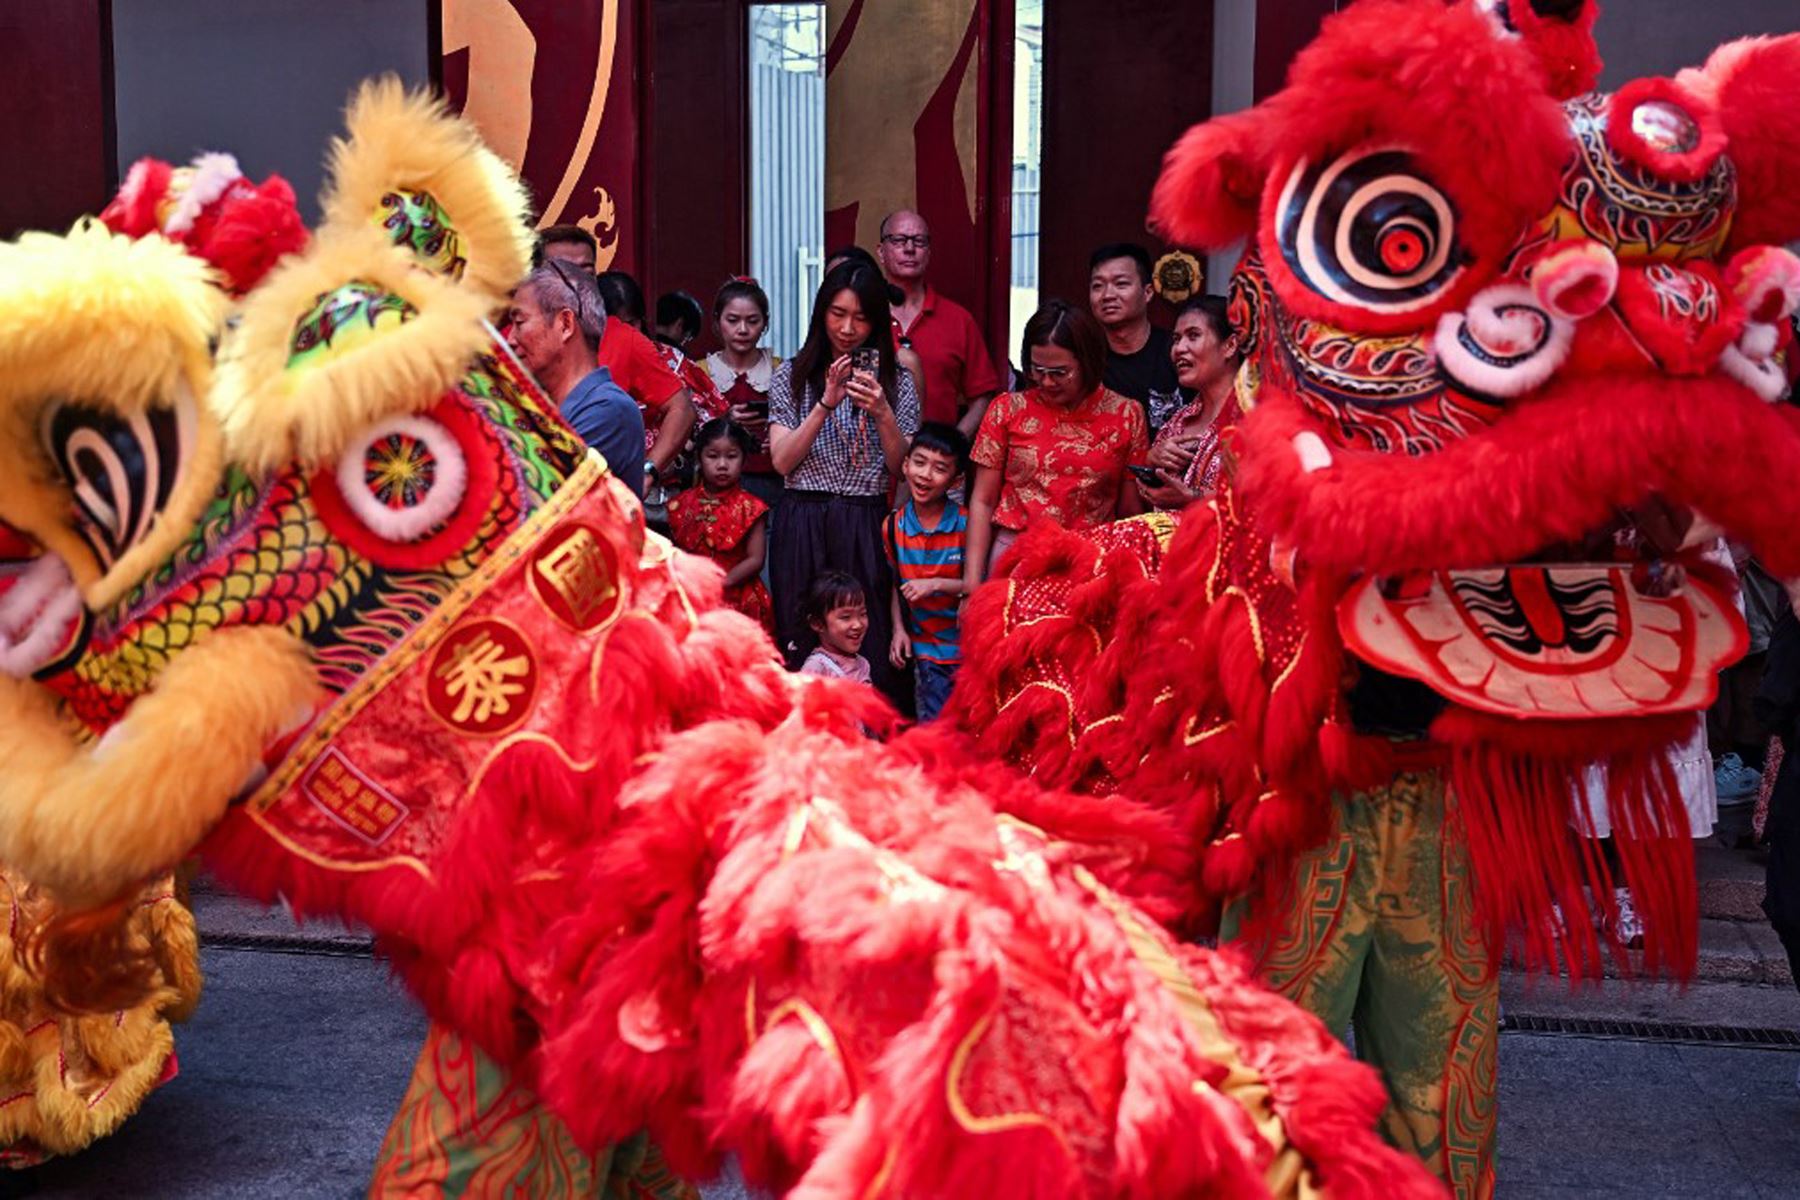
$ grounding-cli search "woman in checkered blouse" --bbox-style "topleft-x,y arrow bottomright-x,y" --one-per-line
768,261 -> 921,706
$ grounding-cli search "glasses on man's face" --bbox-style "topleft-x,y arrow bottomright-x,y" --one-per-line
881,234 -> 931,251
1029,363 -> 1074,382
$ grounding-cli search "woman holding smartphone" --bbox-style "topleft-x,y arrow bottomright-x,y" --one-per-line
705,277 -> 784,507
767,261 -> 920,704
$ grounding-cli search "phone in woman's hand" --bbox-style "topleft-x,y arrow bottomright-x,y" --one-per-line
851,348 -> 880,377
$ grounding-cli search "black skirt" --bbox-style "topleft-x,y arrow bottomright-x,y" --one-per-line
769,489 -> 909,711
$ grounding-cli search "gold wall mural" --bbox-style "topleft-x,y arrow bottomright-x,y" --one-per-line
823,0 -> 995,309
441,0 -> 633,271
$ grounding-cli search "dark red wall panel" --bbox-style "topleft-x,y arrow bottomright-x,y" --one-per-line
1254,0 -> 1339,99
0,2 -> 113,237
644,0 -> 749,351
1038,0 -> 1214,313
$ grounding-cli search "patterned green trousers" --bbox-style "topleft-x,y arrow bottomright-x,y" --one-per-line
369,1024 -> 698,1199
1225,772 -> 1498,1200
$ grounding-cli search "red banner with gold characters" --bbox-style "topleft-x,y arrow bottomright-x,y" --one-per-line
440,0 -> 640,271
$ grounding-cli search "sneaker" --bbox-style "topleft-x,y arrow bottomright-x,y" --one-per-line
1716,753 -> 1762,803
1605,888 -> 1645,950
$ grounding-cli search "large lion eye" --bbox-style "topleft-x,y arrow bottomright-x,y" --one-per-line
41,390 -> 198,569
1275,149 -> 1467,315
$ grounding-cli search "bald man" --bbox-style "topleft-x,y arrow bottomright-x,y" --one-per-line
877,210 -> 1001,438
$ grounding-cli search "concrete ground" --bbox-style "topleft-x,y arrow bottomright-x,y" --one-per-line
11,888 -> 1800,1198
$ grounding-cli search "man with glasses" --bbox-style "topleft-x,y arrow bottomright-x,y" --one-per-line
878,210 -> 1001,439
506,262 -> 646,498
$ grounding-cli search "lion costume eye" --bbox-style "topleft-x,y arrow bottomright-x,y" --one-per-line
41,389 -> 199,570
333,413 -> 468,543
307,396 -> 500,572
1276,149 -> 1467,314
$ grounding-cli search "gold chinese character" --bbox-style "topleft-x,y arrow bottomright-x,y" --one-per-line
434,632 -> 532,725
536,528 -> 616,624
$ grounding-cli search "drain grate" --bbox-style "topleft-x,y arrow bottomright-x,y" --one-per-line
202,930 -> 375,958
1502,1013 -> 1800,1050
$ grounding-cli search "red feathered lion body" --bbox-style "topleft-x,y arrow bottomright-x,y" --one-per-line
951,0 -> 1800,976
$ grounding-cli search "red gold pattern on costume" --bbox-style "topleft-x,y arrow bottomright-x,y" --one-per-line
530,522 -> 625,633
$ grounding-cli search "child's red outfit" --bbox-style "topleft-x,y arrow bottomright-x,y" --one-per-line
666,485 -> 774,631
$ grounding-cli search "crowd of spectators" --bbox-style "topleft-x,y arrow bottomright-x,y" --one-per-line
507,216 -> 1243,717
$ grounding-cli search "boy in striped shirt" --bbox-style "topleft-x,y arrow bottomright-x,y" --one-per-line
884,423 -> 972,721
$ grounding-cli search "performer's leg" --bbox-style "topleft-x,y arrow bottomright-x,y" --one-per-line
1350,773 -> 1498,1200
1223,795 -> 1377,1044
369,1023 -> 697,1200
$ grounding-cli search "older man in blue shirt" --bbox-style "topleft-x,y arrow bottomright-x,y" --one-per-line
505,261 -> 646,497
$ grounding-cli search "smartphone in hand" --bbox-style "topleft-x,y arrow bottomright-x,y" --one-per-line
1128,463 -> 1165,486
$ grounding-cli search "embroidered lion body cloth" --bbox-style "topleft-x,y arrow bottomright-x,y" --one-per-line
0,83 -> 1439,1195
950,1 -> 1800,973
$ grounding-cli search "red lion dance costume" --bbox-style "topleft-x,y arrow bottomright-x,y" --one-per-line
948,2 -> 1800,1196
0,81 -> 1441,1197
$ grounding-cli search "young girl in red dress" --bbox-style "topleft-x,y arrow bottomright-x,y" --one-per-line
703,279 -> 782,507
666,419 -> 774,632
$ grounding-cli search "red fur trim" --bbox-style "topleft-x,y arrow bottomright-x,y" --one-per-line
1237,372 -> 1800,578
1509,0 -> 1604,99
1148,110 -> 1269,250
99,159 -> 174,238
1606,77 -> 1727,184
1182,945 -> 1445,1199
1679,35 -> 1800,254
1433,707 -> 1699,981
1242,0 -> 1573,335
188,175 -> 309,295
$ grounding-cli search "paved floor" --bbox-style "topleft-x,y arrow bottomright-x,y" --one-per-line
12,944 -> 1800,1198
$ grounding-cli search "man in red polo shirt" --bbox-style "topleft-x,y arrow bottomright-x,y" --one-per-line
594,269 -> 696,476
878,210 -> 1002,439
599,314 -> 694,476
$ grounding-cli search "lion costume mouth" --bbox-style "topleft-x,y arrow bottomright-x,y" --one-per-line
0,544 -> 86,679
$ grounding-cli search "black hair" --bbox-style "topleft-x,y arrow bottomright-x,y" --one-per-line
1020,299 -> 1108,396
654,290 -> 705,343
788,261 -> 898,401
693,417 -> 756,458
713,277 -> 770,320
535,224 -> 595,267
595,270 -> 646,327
1087,242 -> 1155,286
1174,294 -> 1233,344
803,570 -> 866,627
824,245 -> 905,307
908,421 -> 971,477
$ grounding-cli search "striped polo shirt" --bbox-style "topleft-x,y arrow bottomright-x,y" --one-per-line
883,498 -> 967,665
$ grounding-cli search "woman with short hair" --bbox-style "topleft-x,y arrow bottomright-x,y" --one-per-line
964,300 -> 1149,589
